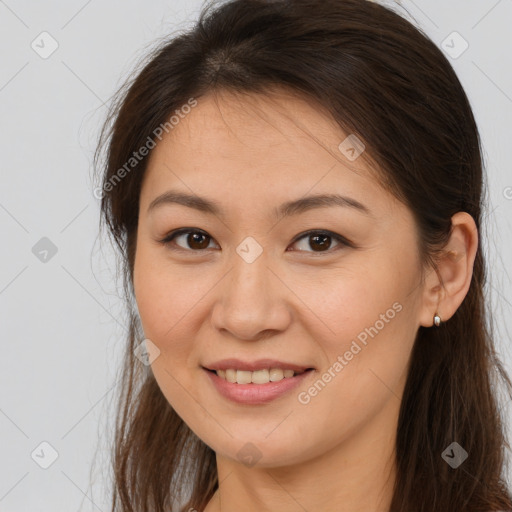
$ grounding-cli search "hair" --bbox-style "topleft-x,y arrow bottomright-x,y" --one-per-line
93,0 -> 512,510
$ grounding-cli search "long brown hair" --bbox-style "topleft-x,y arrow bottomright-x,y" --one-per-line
94,0 -> 512,510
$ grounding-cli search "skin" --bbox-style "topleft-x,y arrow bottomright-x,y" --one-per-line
132,88 -> 478,512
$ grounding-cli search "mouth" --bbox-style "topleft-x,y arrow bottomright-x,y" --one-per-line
203,367 -> 315,385
202,365 -> 315,405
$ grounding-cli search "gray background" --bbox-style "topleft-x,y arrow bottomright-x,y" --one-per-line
1,1 -> 511,510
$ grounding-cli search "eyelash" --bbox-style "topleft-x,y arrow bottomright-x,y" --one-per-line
158,228 -> 354,255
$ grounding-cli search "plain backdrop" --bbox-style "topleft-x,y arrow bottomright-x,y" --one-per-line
1,1 -> 511,510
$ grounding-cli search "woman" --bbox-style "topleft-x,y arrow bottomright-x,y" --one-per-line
94,0 -> 512,510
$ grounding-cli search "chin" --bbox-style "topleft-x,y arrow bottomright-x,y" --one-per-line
210,435 -> 313,469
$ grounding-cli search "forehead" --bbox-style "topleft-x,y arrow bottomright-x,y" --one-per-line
160,88 -> 353,162
140,89 -> 390,216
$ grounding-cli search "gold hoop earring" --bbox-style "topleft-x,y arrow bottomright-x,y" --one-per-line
433,313 -> 442,327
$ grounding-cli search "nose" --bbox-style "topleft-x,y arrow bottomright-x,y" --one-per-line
210,250 -> 292,341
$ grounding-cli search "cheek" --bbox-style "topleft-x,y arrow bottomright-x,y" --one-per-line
133,246 -> 201,354
301,255 -> 420,384
133,249 -> 208,420
294,271 -> 417,437
301,264 -> 407,343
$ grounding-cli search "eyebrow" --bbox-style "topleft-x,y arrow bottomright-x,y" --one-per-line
147,190 -> 371,219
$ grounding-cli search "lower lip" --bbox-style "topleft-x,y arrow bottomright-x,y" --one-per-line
203,368 -> 314,405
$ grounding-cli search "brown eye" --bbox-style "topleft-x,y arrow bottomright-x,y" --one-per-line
160,228 -> 352,254
288,230 -> 352,253
308,233 -> 331,251
160,229 -> 217,251
185,232 -> 210,250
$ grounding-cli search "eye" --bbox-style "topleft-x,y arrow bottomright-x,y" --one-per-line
158,228 -> 353,254
159,228 -> 218,252
288,229 -> 352,253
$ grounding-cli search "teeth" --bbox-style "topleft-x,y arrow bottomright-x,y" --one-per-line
236,370 -> 252,384
270,368 -> 284,381
225,369 -> 236,383
215,368 -> 305,384
251,369 -> 269,384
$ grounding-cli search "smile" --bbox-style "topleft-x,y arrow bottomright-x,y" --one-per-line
203,367 -> 315,404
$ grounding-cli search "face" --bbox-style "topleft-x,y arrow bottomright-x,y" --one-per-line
133,89 -> 426,468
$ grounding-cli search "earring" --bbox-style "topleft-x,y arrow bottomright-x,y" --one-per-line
433,312 -> 442,327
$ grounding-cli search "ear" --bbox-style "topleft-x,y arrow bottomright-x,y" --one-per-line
419,212 -> 479,327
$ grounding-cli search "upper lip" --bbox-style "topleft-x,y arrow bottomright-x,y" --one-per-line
203,358 -> 314,372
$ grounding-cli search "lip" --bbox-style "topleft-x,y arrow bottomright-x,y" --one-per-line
203,367 -> 315,405
203,358 -> 314,372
